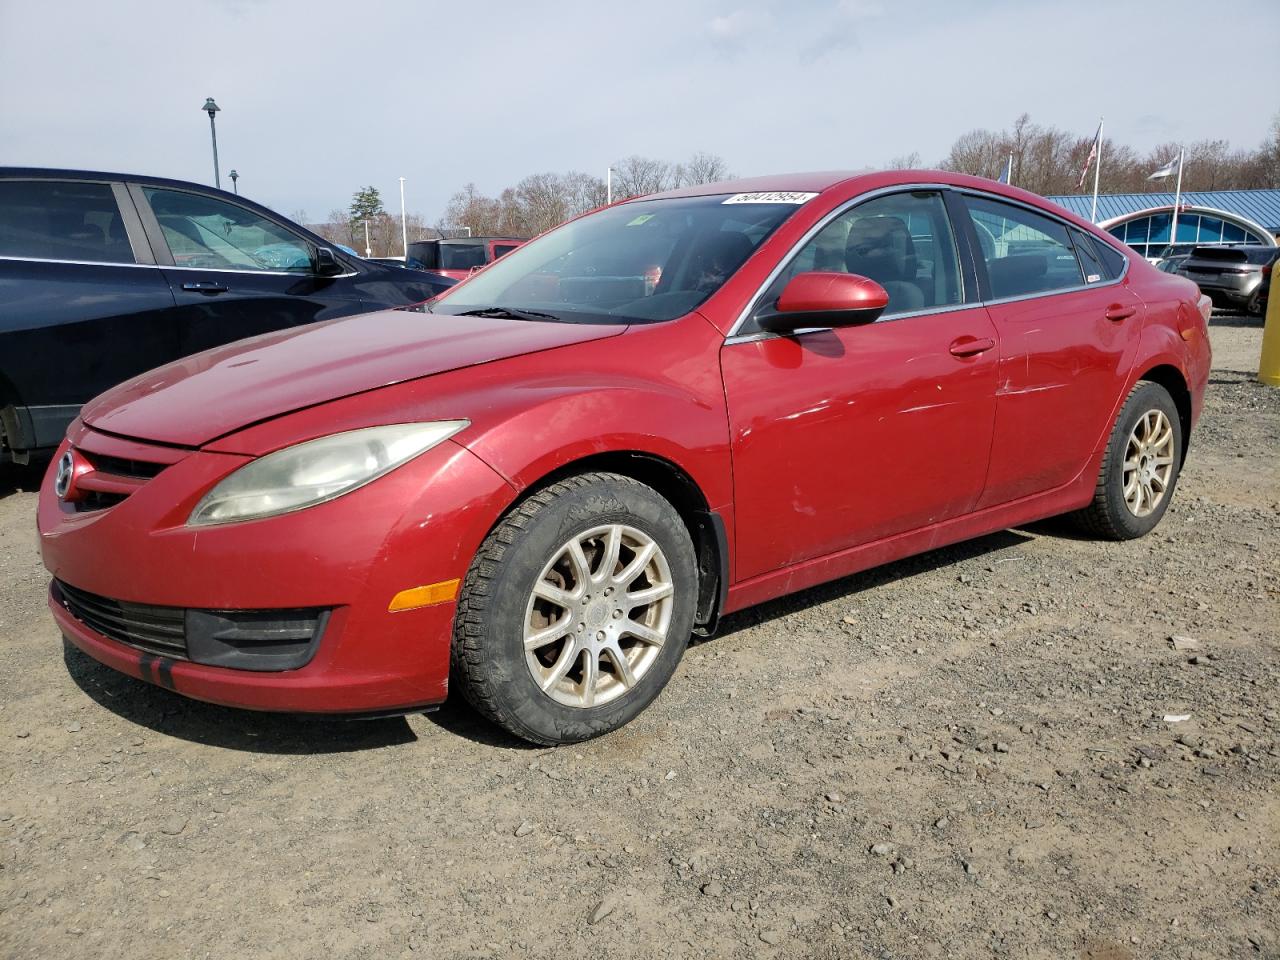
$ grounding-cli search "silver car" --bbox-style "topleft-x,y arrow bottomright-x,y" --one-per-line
1176,245 -> 1280,314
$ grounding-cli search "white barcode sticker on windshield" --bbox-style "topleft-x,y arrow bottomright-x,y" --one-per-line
722,192 -> 819,205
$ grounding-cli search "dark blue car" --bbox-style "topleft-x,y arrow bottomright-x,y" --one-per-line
0,168 -> 455,463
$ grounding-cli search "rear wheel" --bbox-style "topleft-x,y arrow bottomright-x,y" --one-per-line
1071,381 -> 1182,540
452,472 -> 697,745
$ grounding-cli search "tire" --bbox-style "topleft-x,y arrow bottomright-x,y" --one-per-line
452,472 -> 697,745
1071,381 -> 1182,541
1245,288 -> 1263,316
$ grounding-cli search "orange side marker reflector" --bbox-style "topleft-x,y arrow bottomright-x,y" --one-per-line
388,579 -> 460,612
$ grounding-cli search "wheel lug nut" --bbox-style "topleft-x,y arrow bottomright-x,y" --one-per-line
596,631 -> 605,641
612,609 -> 622,618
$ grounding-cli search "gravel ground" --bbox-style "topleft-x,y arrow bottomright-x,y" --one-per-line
1,315 -> 1277,960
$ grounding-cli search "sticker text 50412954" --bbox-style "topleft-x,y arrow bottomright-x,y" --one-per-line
722,192 -> 819,205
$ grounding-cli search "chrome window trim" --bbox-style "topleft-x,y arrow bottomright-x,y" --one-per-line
725,183 -> 964,339
0,255 -> 356,279
0,254 -> 159,269
724,183 -> 1135,344
159,263 -> 356,279
724,301 -> 979,346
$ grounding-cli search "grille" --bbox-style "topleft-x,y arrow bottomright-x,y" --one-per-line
55,581 -> 187,659
80,451 -> 168,480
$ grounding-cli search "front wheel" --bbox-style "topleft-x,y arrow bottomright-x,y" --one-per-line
1071,381 -> 1182,540
452,472 -> 697,745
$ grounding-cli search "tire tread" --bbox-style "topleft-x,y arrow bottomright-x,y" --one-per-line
452,471 -> 655,745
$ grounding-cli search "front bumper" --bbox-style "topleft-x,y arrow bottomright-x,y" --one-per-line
39,429 -> 515,714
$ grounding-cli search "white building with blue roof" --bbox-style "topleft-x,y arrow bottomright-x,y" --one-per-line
1046,189 -> 1280,261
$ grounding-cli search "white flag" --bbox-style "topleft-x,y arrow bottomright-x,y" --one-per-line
1147,158 -> 1179,181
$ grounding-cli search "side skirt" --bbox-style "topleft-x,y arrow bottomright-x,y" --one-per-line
722,469 -> 1097,615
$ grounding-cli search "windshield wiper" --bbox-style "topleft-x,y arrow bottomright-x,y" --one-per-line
457,306 -> 562,322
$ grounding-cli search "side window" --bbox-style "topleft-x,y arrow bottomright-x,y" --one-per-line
1091,237 -> 1128,279
965,195 -> 1084,299
755,190 -> 962,326
0,180 -> 135,264
143,188 -> 313,272
1070,228 -> 1107,284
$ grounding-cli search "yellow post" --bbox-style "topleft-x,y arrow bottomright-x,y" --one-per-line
1261,276 -> 1280,387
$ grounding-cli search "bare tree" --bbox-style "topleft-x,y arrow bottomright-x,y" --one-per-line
610,155 -> 676,200
941,113 -> 1280,196
677,152 -> 733,186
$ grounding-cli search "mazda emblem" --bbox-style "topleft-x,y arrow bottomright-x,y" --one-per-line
54,451 -> 75,500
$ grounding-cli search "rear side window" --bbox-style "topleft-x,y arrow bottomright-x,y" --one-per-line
964,195 -> 1084,299
144,187 -> 313,272
1091,238 -> 1127,279
0,180 -> 135,264
1070,228 -> 1108,284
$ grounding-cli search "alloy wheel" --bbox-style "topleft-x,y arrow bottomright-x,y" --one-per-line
523,524 -> 675,708
1122,409 -> 1175,517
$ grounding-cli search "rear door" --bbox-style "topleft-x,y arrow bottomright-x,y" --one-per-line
958,192 -> 1144,509
0,177 -> 177,451
132,184 -> 368,356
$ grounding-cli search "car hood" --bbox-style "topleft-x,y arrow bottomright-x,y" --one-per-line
81,309 -> 626,447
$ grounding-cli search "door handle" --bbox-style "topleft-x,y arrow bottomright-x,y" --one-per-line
1105,303 -> 1137,321
181,281 -> 229,293
949,336 -> 995,357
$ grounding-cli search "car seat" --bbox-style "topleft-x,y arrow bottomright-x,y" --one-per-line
845,216 -> 925,313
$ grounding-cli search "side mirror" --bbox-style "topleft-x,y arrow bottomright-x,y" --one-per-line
756,272 -> 889,334
313,247 -> 345,277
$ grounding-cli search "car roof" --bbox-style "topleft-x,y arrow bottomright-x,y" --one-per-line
0,166 -> 237,192
438,236 -> 525,244
643,169 -> 1050,203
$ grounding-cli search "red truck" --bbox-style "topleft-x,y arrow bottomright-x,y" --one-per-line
408,236 -> 524,281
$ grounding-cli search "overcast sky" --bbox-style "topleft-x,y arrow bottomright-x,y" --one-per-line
2,0 -> 1277,224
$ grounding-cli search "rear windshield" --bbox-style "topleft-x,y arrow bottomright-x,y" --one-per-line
432,194 -> 804,324
439,241 -> 488,270
1190,246 -> 1275,264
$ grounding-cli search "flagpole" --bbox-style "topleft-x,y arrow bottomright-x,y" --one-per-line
1170,147 -> 1184,249
1090,117 -> 1104,223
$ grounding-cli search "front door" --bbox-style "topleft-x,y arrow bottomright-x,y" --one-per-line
720,189 -> 999,582
135,185 -> 365,355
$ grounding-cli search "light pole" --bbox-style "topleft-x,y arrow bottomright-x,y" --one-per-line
229,169 -> 239,195
398,177 -> 408,258
363,219 -> 372,257
202,98 -> 221,189
607,166 -> 613,205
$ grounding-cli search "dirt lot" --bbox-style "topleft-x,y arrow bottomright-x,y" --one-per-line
1,315 -> 1277,960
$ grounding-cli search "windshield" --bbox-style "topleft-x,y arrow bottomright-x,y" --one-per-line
432,194 -> 805,323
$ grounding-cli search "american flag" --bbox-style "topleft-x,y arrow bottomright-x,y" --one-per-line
1076,121 -> 1103,189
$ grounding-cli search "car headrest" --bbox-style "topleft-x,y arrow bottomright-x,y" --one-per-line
846,216 -> 916,283
684,230 -> 752,290
987,255 -> 1048,298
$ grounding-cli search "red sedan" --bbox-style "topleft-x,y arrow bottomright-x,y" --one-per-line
38,171 -> 1211,744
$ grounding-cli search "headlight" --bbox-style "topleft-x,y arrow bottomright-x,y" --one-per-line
188,421 -> 469,526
